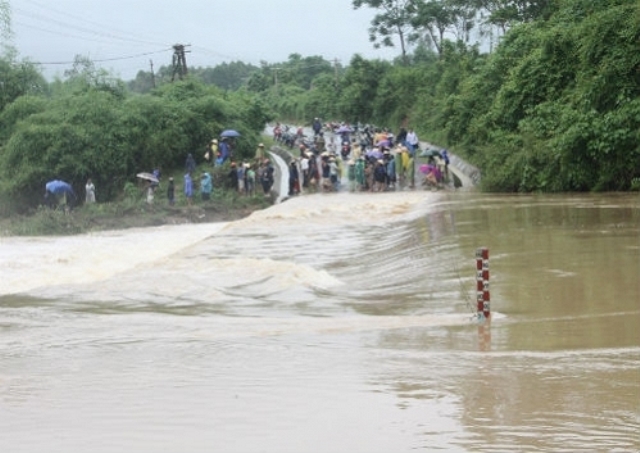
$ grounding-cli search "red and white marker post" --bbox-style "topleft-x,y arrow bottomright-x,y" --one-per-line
475,247 -> 490,321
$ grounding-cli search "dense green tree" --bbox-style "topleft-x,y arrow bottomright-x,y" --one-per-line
127,69 -> 156,94
371,65 -> 427,126
466,0 -> 640,191
194,61 -> 259,91
306,73 -> 341,120
0,57 -> 48,114
336,55 -> 392,123
0,94 -> 47,143
60,55 -> 127,99
0,78 -> 272,211
278,54 -> 334,90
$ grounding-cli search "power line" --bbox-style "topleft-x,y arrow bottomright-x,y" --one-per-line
13,9 -> 166,48
26,49 -> 171,66
11,3 -> 347,77
190,45 -> 247,63
13,19 -> 162,49
17,0 -> 168,47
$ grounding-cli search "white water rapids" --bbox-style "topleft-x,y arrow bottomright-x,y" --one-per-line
1,191 -> 638,452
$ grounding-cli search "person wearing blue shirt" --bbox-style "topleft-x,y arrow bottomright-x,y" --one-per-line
200,172 -> 212,201
216,138 -> 230,165
184,172 -> 193,206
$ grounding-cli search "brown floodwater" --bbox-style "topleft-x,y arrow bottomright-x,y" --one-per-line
1,191 -> 638,452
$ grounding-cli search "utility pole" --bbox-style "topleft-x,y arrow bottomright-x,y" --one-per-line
149,59 -> 156,89
171,44 -> 190,81
333,58 -> 340,86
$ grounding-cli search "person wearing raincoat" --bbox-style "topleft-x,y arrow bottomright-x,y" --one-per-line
216,138 -> 230,165
185,153 -> 196,174
406,149 -> 416,189
394,147 -> 404,189
347,159 -> 357,192
396,146 -> 415,188
355,156 -> 366,191
200,172 -> 212,201
184,172 -> 194,206
208,139 -> 218,165
386,155 -> 396,190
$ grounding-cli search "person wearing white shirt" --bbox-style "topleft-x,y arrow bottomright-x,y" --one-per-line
85,178 -> 96,203
406,129 -> 419,156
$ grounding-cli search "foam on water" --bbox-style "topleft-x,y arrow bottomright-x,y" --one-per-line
0,191 -> 638,453
0,223 -> 226,296
2,191 -> 441,303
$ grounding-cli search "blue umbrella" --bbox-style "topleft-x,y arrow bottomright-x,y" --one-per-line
220,129 -> 241,138
366,149 -> 384,160
335,125 -> 352,134
46,180 -> 73,194
371,149 -> 384,159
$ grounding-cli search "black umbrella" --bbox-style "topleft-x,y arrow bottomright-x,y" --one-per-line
419,148 -> 442,158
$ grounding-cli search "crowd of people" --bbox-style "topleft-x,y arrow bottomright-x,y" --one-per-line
279,120 -> 450,196
171,140 -> 278,205
44,121 -> 452,210
225,155 -> 275,198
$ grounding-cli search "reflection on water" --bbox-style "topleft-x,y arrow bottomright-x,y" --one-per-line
1,192 -> 639,452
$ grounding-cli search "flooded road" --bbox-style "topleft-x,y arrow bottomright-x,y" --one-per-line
1,191 -> 639,452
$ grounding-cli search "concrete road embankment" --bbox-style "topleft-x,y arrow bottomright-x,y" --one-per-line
420,141 -> 479,189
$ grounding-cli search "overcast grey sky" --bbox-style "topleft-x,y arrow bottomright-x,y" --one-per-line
9,0 -> 400,80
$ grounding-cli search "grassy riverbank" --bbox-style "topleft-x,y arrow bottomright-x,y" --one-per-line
0,190 -> 271,237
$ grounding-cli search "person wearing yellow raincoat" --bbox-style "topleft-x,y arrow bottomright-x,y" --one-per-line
406,149 -> 416,189
207,139 -> 218,166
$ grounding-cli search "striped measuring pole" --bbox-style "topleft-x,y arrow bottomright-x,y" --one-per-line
475,247 -> 490,321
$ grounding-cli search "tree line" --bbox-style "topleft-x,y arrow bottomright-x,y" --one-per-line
0,0 -> 638,216
118,0 -> 640,192
0,55 -> 272,214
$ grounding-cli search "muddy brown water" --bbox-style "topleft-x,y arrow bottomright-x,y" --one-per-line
1,191 -> 638,452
